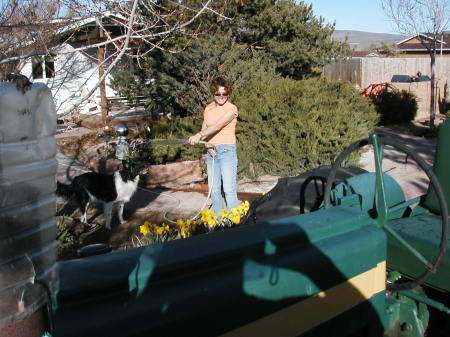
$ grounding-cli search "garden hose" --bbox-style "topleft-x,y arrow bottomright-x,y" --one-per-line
162,140 -> 216,224
161,154 -> 215,224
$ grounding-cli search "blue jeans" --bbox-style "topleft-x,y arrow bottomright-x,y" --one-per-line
206,144 -> 239,216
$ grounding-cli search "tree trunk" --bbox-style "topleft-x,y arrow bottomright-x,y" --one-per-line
97,46 -> 109,125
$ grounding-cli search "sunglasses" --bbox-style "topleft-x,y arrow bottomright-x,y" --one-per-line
214,93 -> 229,97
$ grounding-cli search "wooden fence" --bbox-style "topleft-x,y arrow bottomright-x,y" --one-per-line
323,57 -> 450,89
323,57 -> 450,119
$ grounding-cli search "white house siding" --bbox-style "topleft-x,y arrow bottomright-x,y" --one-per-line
21,43 -> 122,115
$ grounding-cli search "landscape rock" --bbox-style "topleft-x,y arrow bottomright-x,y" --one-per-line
80,113 -> 146,129
143,160 -> 205,188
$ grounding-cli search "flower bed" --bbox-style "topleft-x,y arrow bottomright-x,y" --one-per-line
135,201 -> 250,246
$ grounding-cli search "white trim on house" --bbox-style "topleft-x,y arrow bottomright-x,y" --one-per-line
396,33 -> 446,45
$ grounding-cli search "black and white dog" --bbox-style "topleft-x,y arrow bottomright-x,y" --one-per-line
57,161 -> 146,230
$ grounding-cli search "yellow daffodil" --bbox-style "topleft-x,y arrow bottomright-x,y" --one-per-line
219,209 -> 229,221
185,219 -> 197,230
207,219 -> 218,227
180,224 -> 191,238
139,222 -> 150,236
200,209 -> 218,227
230,207 -> 242,216
156,224 -> 170,235
229,213 -> 241,224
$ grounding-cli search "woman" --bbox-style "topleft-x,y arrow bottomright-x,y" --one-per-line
188,77 -> 239,217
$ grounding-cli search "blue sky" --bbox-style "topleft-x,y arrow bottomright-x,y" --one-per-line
303,1 -> 399,34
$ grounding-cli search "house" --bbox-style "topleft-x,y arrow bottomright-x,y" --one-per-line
396,33 -> 450,57
19,13 -> 135,116
351,51 -> 381,58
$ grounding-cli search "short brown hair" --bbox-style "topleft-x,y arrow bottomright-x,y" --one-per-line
210,77 -> 233,96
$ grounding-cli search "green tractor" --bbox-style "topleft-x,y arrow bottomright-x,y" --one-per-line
47,122 -> 449,337
1,77 -> 448,336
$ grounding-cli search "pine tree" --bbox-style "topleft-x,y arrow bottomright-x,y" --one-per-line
110,0 -> 351,117
234,0 -> 351,79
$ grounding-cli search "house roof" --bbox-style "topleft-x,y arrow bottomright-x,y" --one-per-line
53,11 -> 127,42
10,11 -> 127,54
397,33 -> 450,52
352,50 -> 380,57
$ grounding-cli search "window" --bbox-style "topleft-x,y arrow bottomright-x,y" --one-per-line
45,56 -> 55,78
32,57 -> 43,79
31,55 -> 55,79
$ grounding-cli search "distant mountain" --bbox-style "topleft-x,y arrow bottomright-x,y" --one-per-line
333,30 -> 407,51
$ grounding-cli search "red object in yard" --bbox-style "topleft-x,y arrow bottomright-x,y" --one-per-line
363,83 -> 386,97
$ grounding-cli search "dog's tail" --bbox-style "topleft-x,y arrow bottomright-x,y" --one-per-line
56,181 -> 74,199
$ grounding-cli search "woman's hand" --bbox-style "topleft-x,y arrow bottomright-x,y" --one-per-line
207,147 -> 217,157
188,132 -> 202,145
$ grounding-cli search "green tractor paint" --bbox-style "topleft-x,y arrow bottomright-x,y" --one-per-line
47,122 -> 449,337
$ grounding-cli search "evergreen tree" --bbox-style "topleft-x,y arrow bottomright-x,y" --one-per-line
236,0 -> 351,79
111,0 -> 351,117
118,31 -> 276,117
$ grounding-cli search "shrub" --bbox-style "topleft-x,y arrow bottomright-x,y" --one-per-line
109,70 -> 147,104
130,77 -> 379,178
233,77 -> 379,177
56,217 -> 77,260
133,32 -> 278,118
135,115 -> 205,164
370,88 -> 418,125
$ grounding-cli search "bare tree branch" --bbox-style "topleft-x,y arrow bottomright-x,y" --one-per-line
1,0 -> 229,119
381,0 -> 450,128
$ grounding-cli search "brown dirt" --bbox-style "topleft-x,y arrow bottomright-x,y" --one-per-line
57,132 -> 101,158
56,202 -> 157,261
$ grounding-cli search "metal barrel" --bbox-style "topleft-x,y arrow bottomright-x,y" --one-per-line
0,82 -> 57,336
